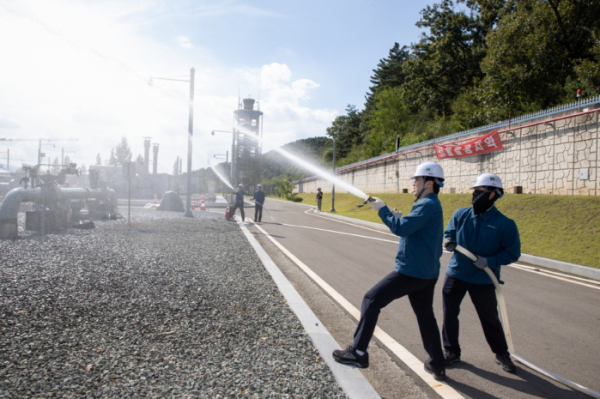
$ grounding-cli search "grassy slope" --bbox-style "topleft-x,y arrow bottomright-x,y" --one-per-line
272,193 -> 600,269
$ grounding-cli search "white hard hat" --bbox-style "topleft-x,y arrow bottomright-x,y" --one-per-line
471,173 -> 503,189
411,161 -> 445,180
238,183 -> 244,188
257,184 -> 262,187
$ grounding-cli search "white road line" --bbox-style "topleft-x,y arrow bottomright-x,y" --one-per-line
238,217 -> 381,399
250,221 -> 464,399
277,222 -> 399,244
304,209 -> 398,237
507,263 -> 600,290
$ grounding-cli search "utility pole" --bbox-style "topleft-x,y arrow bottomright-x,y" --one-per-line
183,67 -> 195,217
330,137 -> 336,212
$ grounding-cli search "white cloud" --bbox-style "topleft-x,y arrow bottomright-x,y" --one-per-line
176,36 -> 193,48
0,1 -> 337,172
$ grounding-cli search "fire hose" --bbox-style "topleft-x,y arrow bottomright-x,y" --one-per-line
446,239 -> 600,399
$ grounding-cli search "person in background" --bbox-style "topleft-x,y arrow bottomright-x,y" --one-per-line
316,188 -> 323,211
332,161 -> 448,381
230,183 -> 245,221
251,184 -> 265,222
442,173 -> 521,374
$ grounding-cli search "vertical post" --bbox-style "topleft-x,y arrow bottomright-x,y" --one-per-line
38,139 -> 42,166
231,129 -> 236,203
128,162 -> 132,225
330,138 -> 336,212
183,67 -> 195,217
61,148 -> 64,166
6,149 -> 8,171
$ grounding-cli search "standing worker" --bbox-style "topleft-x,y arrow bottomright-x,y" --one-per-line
316,187 -> 323,211
230,183 -> 246,222
332,161 -> 448,381
442,173 -> 521,373
250,184 -> 265,222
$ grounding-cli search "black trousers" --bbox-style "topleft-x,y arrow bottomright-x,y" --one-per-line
254,203 -> 263,222
317,198 -> 322,211
352,271 -> 445,369
231,203 -> 245,221
442,275 -> 509,356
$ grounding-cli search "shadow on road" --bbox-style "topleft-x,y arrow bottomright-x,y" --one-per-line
447,361 -> 585,399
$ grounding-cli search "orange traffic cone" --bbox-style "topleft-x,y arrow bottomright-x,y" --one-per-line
200,197 -> 206,211
191,199 -> 196,210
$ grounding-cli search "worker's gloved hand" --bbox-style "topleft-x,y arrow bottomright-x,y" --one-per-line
370,197 -> 386,211
391,208 -> 403,219
473,255 -> 488,269
444,240 -> 457,252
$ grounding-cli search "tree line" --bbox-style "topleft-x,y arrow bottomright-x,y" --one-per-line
326,0 -> 600,167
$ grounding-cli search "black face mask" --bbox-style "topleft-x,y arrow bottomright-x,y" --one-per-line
472,190 -> 496,215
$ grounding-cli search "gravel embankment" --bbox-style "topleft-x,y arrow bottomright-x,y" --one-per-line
0,209 -> 346,398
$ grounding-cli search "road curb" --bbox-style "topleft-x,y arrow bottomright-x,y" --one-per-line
237,220 -> 381,399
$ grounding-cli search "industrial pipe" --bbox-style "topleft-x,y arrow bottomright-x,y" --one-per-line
0,188 -> 41,239
445,239 -> 600,399
0,187 -> 117,239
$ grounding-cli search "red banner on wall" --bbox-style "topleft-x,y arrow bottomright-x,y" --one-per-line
434,130 -> 503,159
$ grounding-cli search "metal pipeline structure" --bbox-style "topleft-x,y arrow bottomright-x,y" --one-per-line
0,164 -> 117,239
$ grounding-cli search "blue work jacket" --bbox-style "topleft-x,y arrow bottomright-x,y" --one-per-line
445,206 -> 521,284
378,193 -> 444,280
234,190 -> 245,205
251,190 -> 265,205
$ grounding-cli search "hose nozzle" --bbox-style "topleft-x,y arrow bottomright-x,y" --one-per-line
356,195 -> 375,208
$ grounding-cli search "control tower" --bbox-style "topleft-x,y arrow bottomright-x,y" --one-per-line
233,98 -> 263,186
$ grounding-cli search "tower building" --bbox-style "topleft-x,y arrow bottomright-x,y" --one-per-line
233,98 -> 263,186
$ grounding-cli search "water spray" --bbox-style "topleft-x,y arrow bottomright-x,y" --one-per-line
235,125 -> 370,201
208,158 -> 234,191
445,239 -> 600,399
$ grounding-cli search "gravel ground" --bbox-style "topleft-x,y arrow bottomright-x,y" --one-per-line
0,209 -> 346,398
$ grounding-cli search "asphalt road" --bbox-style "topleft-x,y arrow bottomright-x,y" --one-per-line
243,199 -> 600,399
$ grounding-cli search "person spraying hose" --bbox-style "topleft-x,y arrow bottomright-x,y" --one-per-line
442,173 -> 521,373
332,161 -> 448,381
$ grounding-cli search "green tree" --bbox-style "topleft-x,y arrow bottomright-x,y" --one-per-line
274,178 -> 294,198
325,105 -> 363,162
403,0 -> 488,116
114,137 -> 132,165
476,0 -> 600,119
365,43 -> 410,113
366,87 -> 413,157
108,149 -> 117,165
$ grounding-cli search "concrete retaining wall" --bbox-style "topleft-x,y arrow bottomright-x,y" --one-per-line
296,105 -> 600,196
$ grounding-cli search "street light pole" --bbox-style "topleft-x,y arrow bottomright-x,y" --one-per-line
330,137 -> 336,212
183,67 -> 195,218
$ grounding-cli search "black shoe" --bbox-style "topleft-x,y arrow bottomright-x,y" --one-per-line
495,353 -> 517,374
424,362 -> 446,381
332,346 -> 369,368
444,350 -> 460,367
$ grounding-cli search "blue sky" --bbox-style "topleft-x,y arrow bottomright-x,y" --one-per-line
0,0 -> 434,171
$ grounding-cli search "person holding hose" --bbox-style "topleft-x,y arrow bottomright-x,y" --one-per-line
332,161 -> 448,381
230,183 -> 246,222
442,173 -> 521,373
250,184 -> 265,222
